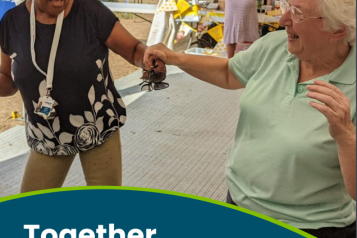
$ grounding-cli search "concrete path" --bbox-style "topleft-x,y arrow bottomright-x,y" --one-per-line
0,66 -> 243,201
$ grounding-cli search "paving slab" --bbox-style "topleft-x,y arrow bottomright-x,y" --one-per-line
0,66 -> 243,202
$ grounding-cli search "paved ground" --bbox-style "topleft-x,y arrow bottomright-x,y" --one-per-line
0,66 -> 243,201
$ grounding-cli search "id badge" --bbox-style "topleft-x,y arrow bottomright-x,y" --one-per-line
34,96 -> 56,119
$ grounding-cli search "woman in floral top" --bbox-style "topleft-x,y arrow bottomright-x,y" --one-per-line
0,0 -> 165,192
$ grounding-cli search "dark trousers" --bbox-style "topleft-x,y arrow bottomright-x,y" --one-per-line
226,191 -> 356,238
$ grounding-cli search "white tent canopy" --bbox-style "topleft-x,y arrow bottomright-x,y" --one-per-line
147,0 -> 191,52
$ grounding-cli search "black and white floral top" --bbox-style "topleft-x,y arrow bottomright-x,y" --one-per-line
0,0 -> 126,155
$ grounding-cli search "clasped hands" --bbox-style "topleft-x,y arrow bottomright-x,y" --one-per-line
140,44 -> 173,92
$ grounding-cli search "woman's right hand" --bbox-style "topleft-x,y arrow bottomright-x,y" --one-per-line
143,43 -> 178,67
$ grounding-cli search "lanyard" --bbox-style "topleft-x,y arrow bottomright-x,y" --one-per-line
30,0 -> 64,94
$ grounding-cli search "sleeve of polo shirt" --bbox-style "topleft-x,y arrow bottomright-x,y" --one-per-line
228,37 -> 265,86
82,0 -> 119,44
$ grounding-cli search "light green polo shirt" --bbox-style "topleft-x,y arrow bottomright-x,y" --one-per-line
227,30 -> 356,229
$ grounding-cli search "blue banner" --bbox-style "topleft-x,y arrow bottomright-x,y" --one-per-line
0,0 -> 15,21
0,187 -> 314,237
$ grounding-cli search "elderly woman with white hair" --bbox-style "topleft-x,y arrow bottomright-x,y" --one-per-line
143,0 -> 356,236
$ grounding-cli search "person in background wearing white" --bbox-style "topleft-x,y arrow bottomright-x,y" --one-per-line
224,0 -> 260,58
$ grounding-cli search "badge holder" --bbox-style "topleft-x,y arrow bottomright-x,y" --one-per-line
34,91 -> 56,120
30,0 -> 64,121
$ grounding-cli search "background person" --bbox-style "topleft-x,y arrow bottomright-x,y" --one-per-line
223,0 -> 260,58
144,0 -> 356,236
0,0 -> 165,192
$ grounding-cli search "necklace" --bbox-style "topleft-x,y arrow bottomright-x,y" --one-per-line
50,16 -> 57,24
36,13 -> 57,24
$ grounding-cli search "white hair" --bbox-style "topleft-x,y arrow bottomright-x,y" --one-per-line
319,0 -> 356,45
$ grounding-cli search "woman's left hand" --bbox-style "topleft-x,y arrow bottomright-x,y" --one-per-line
145,55 -> 167,74
306,80 -> 355,144
154,57 -> 166,74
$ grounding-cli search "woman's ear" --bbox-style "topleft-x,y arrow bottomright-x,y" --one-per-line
329,27 -> 348,43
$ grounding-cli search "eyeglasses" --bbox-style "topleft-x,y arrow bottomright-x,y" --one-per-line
280,0 -> 323,23
140,59 -> 168,92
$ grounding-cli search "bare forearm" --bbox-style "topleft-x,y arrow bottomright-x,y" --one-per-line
143,43 -> 243,89
106,22 -> 147,69
174,53 -> 241,89
133,42 -> 147,69
337,132 -> 356,200
0,73 -> 17,96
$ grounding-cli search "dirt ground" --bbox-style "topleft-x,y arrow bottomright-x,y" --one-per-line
0,11 -> 155,133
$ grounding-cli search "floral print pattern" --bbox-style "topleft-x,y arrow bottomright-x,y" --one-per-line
74,123 -> 101,150
1,0 -> 126,156
25,58 -> 126,156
